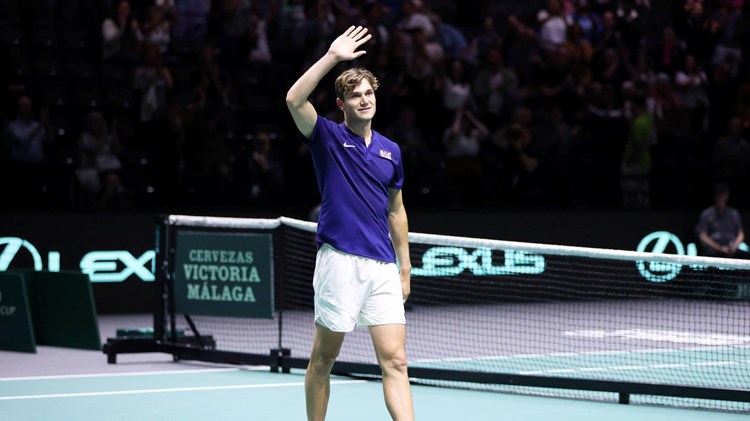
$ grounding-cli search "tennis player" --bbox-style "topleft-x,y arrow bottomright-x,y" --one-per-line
285,26 -> 414,421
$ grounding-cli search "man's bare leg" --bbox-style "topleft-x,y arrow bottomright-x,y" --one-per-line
306,324 -> 346,421
369,324 -> 414,421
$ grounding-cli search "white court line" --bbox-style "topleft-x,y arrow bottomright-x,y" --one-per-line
519,359 -> 750,375
0,379 -> 367,401
412,344 -> 750,364
0,367 -> 270,382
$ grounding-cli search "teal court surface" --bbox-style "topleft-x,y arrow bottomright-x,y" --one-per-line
1,313 -> 749,420
1,359 -> 748,421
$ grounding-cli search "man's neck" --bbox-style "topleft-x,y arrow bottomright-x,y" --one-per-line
346,120 -> 373,145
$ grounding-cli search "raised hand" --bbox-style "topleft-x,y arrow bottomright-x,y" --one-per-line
327,26 -> 372,62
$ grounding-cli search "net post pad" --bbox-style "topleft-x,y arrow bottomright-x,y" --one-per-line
270,348 -> 291,373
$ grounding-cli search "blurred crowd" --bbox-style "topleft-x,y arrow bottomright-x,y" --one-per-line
2,0 -> 750,211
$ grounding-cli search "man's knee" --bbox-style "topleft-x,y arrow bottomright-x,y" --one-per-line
309,324 -> 345,370
311,347 -> 339,367
379,350 -> 408,374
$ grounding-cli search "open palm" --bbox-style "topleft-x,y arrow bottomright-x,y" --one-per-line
328,26 -> 372,61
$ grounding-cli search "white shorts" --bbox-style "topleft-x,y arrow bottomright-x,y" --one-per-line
313,244 -> 405,332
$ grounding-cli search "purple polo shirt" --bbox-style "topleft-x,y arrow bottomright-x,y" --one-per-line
304,116 -> 404,263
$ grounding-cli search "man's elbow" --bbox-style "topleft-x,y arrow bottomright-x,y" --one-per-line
285,91 -> 304,110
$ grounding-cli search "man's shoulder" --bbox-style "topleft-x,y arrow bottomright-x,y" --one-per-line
700,206 -> 716,219
728,207 -> 742,218
311,115 -> 344,141
374,130 -> 400,149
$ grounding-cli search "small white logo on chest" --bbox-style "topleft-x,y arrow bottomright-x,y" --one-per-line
379,149 -> 392,160
343,142 -> 356,148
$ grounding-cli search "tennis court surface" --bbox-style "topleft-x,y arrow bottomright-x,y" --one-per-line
0,314 -> 748,420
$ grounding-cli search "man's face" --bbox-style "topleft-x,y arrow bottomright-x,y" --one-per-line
716,192 -> 730,208
17,97 -> 32,120
340,79 -> 376,123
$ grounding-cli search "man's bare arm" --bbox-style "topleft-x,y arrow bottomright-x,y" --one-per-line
388,189 -> 411,301
285,26 -> 371,138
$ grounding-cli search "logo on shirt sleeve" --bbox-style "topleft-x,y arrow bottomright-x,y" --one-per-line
379,149 -> 392,160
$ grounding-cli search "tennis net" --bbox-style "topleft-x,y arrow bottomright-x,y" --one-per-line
116,215 -> 750,412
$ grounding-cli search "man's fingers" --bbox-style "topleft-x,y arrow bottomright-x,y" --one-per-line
355,33 -> 372,46
350,26 -> 367,40
343,25 -> 355,37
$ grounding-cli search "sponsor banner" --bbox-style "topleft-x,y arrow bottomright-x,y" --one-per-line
1,211 -> 748,312
173,231 -> 274,318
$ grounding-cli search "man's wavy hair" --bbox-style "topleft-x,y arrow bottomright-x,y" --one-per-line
334,67 -> 380,100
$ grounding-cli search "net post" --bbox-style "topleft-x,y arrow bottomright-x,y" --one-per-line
275,223 -> 287,352
166,216 -> 178,344
154,214 -> 170,341
270,348 -> 291,373
618,393 -> 630,405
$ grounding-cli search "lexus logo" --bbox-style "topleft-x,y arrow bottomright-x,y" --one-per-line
636,231 -> 686,283
0,237 -> 44,271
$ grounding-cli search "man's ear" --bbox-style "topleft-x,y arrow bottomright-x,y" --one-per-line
336,98 -> 344,110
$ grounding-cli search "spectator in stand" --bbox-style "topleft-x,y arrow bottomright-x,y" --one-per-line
232,131 -> 284,204
620,95 -> 655,208
136,3 -> 176,54
441,106 -> 489,205
710,0 -> 743,75
134,42 -> 174,124
683,0 -> 714,64
648,72 -> 681,143
2,96 -> 51,204
564,22 -> 594,86
73,111 -> 124,204
506,16 -> 544,88
197,44 -> 232,108
360,2 -> 391,52
472,16 -> 503,64
432,13 -> 471,63
697,182 -> 748,258
570,0 -> 603,44
653,26 -> 685,76
101,0 -> 141,63
594,47 -> 629,89
496,110 -> 549,205
473,46 -> 519,130
95,172 -> 134,210
674,53 -> 709,137
218,0 -> 254,68
593,10 -> 623,55
442,58 -> 473,112
538,0 -> 571,51
614,0 -> 646,51
248,8 -> 274,64
171,0 -> 210,42
582,82 -> 629,205
713,117 -> 750,197
411,26 -> 445,68
397,0 -> 435,39
386,106 -> 430,192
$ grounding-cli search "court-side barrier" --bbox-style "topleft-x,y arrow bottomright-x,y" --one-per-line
0,271 -> 100,353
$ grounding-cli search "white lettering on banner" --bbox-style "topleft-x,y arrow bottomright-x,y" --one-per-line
80,251 -> 155,283
0,237 -> 43,271
183,264 -> 260,283
411,247 -> 545,277
186,282 -> 256,302
187,249 -> 254,264
0,236 -> 154,283
0,306 -> 16,316
636,231 -> 749,283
